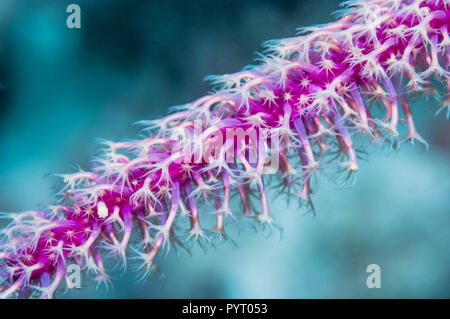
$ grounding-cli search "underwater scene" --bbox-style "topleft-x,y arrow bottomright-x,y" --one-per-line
0,0 -> 449,299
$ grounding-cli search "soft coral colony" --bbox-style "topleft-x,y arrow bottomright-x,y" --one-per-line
1,0 -> 449,298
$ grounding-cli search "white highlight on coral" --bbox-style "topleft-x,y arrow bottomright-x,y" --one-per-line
97,201 -> 108,219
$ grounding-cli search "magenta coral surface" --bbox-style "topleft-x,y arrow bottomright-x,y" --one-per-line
0,0 -> 449,298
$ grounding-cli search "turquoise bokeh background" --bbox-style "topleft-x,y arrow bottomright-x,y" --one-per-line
0,0 -> 449,298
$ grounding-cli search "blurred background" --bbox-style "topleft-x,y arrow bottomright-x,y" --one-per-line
0,0 -> 449,298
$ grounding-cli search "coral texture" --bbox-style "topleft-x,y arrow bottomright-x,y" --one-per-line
1,0 -> 449,298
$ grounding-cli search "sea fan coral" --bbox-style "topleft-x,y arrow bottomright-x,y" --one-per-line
0,0 -> 449,298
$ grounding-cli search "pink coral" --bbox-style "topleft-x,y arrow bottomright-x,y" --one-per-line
1,0 -> 449,298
